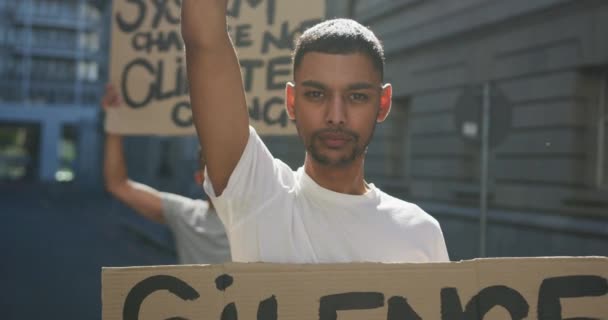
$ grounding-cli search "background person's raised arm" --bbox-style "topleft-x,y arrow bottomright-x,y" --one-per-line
102,84 -> 165,224
182,0 -> 250,196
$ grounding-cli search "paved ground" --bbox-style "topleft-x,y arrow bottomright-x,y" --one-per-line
0,183 -> 176,319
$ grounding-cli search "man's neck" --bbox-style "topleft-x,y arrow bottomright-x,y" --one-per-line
303,154 -> 368,195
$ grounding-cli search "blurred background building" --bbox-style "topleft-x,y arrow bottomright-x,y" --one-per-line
0,0 -> 106,184
0,1 -> 176,319
1,0 -> 607,319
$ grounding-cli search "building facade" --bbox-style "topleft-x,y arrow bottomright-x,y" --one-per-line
0,0 -> 107,184
327,0 -> 608,259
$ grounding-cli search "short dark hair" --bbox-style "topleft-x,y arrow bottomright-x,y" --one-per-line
292,18 -> 385,81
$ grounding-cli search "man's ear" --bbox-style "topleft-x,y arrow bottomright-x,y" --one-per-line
377,83 -> 392,123
285,82 -> 296,120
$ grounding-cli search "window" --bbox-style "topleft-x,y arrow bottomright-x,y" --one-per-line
56,125 -> 77,182
79,33 -> 99,52
77,61 -> 98,82
0,124 -> 40,182
83,3 -> 100,21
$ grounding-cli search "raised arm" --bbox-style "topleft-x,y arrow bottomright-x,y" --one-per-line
181,0 -> 250,195
102,84 -> 165,224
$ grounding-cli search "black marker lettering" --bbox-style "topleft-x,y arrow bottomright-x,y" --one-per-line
131,30 -> 183,53
121,56 -> 188,108
257,295 -> 277,320
171,101 -> 193,127
227,0 -> 276,25
234,24 -> 253,48
261,22 -> 292,54
122,58 -> 155,108
266,56 -> 291,90
538,275 -> 608,319
151,0 -> 181,28
441,286 -> 529,320
116,0 -> 146,33
249,97 -> 262,120
263,97 -> 287,127
240,59 -> 264,92
123,275 -> 199,320
261,19 -> 322,54
387,296 -> 421,320
319,292 -> 385,320
221,303 -> 238,320
215,274 -> 234,291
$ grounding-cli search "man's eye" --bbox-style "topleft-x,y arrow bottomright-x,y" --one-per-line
304,91 -> 324,99
350,93 -> 369,102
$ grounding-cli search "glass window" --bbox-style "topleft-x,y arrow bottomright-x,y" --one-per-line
0,124 -> 40,182
87,62 -> 98,82
77,60 -> 87,81
56,125 -> 77,182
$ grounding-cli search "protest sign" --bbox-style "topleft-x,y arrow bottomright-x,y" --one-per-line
102,257 -> 608,319
226,0 -> 325,135
107,0 -> 189,135
107,0 -> 325,136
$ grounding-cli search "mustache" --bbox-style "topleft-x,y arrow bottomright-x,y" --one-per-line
311,127 -> 360,141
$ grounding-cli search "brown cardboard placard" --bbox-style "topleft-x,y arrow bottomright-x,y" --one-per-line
107,0 -> 325,136
107,0 -> 190,135
102,257 -> 608,319
226,0 -> 325,135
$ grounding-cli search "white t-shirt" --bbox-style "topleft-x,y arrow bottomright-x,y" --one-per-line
204,127 -> 449,263
161,192 -> 231,264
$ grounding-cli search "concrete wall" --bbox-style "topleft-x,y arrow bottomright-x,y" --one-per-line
329,0 -> 608,259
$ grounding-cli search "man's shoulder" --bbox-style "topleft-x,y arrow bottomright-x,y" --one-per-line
249,126 -> 298,184
375,188 -> 440,228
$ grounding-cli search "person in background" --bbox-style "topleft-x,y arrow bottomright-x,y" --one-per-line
181,0 -> 449,263
102,84 -> 230,264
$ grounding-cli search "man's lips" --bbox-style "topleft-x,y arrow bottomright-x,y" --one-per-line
318,132 -> 353,148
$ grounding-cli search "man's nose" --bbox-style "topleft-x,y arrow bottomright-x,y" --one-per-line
325,94 -> 346,126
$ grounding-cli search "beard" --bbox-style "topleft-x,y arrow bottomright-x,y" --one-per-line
304,124 -> 376,167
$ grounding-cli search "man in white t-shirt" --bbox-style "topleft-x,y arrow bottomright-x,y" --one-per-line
102,84 -> 230,264
181,1 -> 449,263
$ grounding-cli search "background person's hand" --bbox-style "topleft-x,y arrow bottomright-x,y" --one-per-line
101,83 -> 123,110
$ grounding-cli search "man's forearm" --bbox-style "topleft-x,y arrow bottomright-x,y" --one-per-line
102,133 -> 165,223
103,133 -> 129,191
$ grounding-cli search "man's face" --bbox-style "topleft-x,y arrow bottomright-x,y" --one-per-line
286,52 -> 391,167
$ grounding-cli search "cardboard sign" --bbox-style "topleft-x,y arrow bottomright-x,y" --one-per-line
102,257 -> 608,319
108,0 -> 190,135
107,0 -> 325,136
226,0 -> 325,135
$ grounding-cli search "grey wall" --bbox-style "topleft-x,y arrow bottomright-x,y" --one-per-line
330,0 -> 608,260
